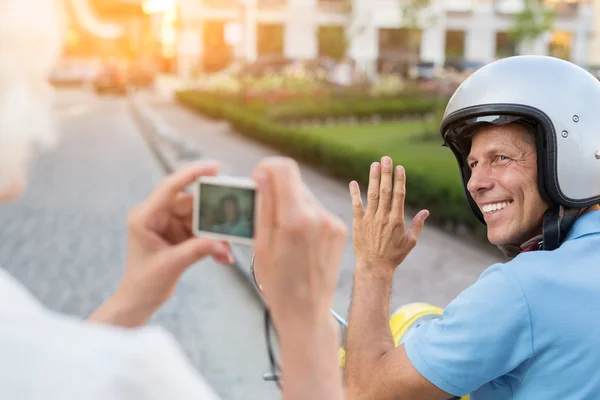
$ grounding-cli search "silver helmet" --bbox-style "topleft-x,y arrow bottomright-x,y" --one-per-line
440,55 -> 600,249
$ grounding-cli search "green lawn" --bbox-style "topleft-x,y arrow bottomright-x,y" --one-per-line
299,121 -> 464,194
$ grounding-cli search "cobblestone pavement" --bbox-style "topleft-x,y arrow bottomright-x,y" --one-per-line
141,92 -> 506,319
0,89 -> 279,400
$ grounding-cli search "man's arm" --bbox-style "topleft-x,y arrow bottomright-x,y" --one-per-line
345,158 -> 449,399
344,264 -> 451,400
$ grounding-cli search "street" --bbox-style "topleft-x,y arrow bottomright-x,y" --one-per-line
0,89 -> 279,400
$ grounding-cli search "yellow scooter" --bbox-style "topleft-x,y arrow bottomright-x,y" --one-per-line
337,302 -> 469,400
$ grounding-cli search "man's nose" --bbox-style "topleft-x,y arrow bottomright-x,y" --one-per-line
467,165 -> 494,196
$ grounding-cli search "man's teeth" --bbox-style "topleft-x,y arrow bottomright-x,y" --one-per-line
482,201 -> 512,214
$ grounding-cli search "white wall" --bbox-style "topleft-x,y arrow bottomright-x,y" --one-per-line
464,2 -> 497,62
347,1 -> 378,78
372,0 -> 404,28
284,0 -> 318,60
420,18 -> 446,64
590,0 -> 600,65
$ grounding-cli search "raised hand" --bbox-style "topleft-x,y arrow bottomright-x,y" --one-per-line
349,156 -> 429,275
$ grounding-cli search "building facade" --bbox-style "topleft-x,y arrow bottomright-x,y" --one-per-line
591,0 -> 600,65
175,0 -> 597,80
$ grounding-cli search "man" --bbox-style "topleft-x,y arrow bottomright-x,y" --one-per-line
213,195 -> 253,237
0,1 -> 346,399
344,55 -> 600,399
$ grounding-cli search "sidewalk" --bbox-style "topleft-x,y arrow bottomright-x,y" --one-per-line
138,91 -> 505,316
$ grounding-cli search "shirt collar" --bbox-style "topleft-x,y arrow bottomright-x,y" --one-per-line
565,210 -> 600,242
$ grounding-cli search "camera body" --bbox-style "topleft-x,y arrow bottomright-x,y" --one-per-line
193,175 -> 258,246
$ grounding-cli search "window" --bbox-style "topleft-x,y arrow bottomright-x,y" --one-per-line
549,31 -> 573,60
496,31 -> 517,58
203,21 -> 233,72
378,28 -> 422,76
445,30 -> 465,59
257,24 -> 285,56
318,26 -> 347,61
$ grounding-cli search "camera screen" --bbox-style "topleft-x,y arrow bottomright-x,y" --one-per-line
197,183 -> 255,239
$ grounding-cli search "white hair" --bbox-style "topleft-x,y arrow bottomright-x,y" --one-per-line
0,0 -> 65,191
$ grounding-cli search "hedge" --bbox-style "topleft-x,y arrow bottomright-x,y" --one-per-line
181,90 -> 443,122
263,96 -> 440,123
175,90 -> 486,236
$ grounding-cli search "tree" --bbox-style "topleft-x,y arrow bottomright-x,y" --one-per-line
508,0 -> 555,45
398,0 -> 433,53
343,0 -> 433,77
386,0 -> 435,69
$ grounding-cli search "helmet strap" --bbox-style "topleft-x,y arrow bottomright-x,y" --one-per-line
542,206 -> 582,251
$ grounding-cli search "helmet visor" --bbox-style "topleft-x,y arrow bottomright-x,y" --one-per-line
442,114 -> 537,157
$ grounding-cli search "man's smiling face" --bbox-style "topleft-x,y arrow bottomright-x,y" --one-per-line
466,123 -> 550,246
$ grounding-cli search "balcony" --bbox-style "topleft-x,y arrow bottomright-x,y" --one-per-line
494,0 -> 524,14
494,0 -> 588,16
443,0 -> 475,13
201,0 -> 240,8
317,0 -> 352,14
545,0 -> 585,16
258,0 -> 287,9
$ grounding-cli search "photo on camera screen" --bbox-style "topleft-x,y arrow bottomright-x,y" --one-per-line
194,178 -> 256,244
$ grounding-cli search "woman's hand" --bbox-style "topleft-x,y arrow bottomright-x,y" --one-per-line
349,156 -> 429,277
251,157 -> 347,400
251,157 -> 347,325
89,162 -> 234,327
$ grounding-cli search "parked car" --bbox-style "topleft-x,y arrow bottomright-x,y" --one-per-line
49,58 -> 101,87
587,65 -> 600,81
408,61 -> 437,81
443,59 -> 487,74
92,65 -> 128,95
127,64 -> 156,90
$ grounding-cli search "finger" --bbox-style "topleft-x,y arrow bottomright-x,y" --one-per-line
391,165 -> 406,219
301,182 -> 319,206
147,162 -> 220,212
315,212 -> 347,306
406,210 -> 429,247
366,162 -> 381,214
252,166 -> 275,249
349,181 -> 364,218
378,156 -> 394,212
161,238 -> 230,275
271,159 -> 306,223
172,193 -> 193,218
166,218 -> 190,245
213,251 -> 235,265
256,157 -> 306,226
182,215 -> 194,236
326,215 -> 347,273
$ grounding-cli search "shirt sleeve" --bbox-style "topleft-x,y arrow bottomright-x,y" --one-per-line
403,264 -> 534,397
110,327 -> 222,400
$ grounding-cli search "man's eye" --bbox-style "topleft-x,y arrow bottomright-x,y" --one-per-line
469,161 -> 477,169
498,155 -> 509,162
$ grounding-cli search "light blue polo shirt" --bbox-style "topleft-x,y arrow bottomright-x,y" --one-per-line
404,210 -> 600,399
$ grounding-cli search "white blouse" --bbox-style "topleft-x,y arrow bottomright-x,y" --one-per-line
0,268 -> 221,400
